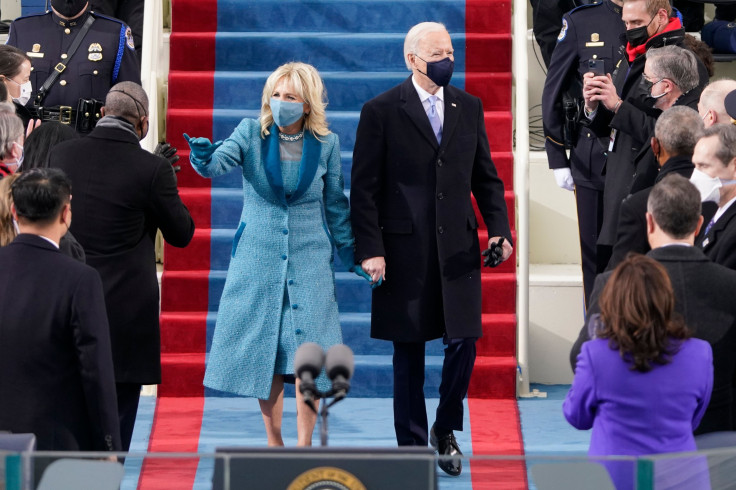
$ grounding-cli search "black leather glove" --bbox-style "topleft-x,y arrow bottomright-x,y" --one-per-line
482,237 -> 505,268
154,141 -> 181,173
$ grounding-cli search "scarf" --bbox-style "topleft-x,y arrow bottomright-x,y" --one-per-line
95,115 -> 140,140
626,16 -> 683,62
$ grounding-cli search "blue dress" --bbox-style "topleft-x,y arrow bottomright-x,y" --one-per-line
190,119 -> 354,399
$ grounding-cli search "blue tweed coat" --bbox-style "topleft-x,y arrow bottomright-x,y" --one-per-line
192,119 -> 354,399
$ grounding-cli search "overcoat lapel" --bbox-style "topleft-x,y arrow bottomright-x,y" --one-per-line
399,78 -> 439,149
440,87 -> 460,150
262,130 -> 287,206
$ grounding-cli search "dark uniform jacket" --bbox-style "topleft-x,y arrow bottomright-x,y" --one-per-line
0,234 -> 120,451
587,22 -> 707,246
51,124 -> 194,384
571,245 -> 736,435
351,77 -> 511,342
542,0 -> 624,191
7,9 -> 140,110
607,154 -> 694,269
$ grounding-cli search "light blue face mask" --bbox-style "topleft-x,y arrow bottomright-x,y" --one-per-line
270,98 -> 304,128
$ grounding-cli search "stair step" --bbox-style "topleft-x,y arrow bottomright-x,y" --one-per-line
161,269 -> 516,315
172,0 -> 511,35
169,32 -> 511,73
167,109 -> 512,159
174,148 -> 513,193
159,311 -> 516,357
169,71 -> 511,112
164,226 -> 517,274
468,356 -> 517,398
160,352 -> 516,398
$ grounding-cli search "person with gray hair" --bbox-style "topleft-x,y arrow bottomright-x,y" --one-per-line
49,81 -> 195,451
699,79 -> 736,128
572,173 -> 736,435
352,21 -> 512,476
608,106 -> 704,269
644,46 -> 699,111
691,124 -> 736,271
0,102 -> 25,178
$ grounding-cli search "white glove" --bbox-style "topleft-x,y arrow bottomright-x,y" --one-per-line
553,168 -> 574,191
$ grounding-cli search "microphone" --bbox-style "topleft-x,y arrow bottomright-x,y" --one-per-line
325,344 -> 354,401
294,342 -> 325,407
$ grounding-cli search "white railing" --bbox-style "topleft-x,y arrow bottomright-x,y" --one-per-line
512,0 -> 531,397
140,0 -> 164,153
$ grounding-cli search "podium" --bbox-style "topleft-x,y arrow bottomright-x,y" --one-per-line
212,447 -> 437,489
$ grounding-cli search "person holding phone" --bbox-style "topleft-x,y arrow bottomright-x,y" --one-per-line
541,0 -> 625,306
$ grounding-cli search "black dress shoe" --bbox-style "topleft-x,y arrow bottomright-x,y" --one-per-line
430,425 -> 463,476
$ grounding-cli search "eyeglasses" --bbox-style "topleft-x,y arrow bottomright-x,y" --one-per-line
642,73 -> 664,90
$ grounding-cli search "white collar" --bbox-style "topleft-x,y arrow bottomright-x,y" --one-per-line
411,75 -> 444,103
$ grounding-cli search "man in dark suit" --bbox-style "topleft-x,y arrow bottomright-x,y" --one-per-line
351,22 -> 513,476
692,124 -> 736,270
0,168 -> 120,451
51,82 -> 195,451
607,106 -> 703,269
571,174 -> 736,434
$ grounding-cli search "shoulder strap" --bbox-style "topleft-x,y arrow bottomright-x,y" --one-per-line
34,14 -> 96,106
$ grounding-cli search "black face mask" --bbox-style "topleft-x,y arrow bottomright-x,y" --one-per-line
50,0 -> 88,18
416,56 -> 454,87
626,16 -> 655,47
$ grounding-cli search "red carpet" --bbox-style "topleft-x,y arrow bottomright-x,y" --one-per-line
137,398 -> 204,489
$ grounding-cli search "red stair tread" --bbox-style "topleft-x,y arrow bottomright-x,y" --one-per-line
479,313 -> 516,356
160,312 -> 208,353
481,273 -> 516,314
469,356 -> 517,398
160,353 -> 206,397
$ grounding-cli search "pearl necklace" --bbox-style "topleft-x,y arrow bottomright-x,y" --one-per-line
278,130 -> 304,142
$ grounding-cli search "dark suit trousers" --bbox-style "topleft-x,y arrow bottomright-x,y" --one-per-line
393,337 -> 477,446
574,185 -> 604,307
117,382 -> 142,452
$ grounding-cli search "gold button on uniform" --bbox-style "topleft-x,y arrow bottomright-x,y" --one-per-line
93,70 -> 98,75
60,80 -> 67,86
64,28 -> 70,34
61,54 -> 67,59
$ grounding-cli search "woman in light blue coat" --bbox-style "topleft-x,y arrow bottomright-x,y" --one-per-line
185,62 -> 366,446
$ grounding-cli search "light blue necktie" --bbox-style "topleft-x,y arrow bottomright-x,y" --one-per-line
428,95 -> 442,143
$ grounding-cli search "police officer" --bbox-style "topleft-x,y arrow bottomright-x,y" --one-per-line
541,0 -> 625,307
531,0 -> 595,68
6,0 -> 140,133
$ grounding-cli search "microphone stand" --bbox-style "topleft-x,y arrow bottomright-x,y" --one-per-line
304,389 -> 346,447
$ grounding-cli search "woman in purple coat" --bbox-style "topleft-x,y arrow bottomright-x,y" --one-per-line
564,254 -> 713,489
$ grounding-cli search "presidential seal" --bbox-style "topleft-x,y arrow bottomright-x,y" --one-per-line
287,467 -> 366,490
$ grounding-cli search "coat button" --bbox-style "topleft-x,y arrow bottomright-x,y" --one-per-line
295,328 -> 302,334
281,254 -> 287,260
61,53 -> 67,59
93,70 -> 98,75
292,304 -> 299,309
438,226 -> 444,234
437,159 -> 443,167
288,279 -> 294,285
282,229 -> 288,234
437,192 -> 444,200
65,28 -> 71,34
60,80 -> 67,86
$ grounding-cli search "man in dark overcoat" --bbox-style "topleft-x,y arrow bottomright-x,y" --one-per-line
50,82 -> 195,451
0,168 -> 120,452
350,22 -> 513,476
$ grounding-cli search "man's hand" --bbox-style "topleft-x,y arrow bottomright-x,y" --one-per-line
485,236 -> 513,265
553,168 -> 574,191
583,73 -> 619,112
154,141 -> 181,173
361,256 -> 386,287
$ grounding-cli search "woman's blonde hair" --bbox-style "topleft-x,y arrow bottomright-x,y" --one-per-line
0,173 -> 19,246
259,62 -> 330,139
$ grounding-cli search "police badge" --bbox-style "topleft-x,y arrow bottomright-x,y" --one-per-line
126,27 -> 135,50
88,43 -> 102,61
